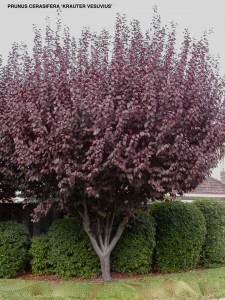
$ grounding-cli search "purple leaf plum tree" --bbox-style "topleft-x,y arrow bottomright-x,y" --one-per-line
0,10 -> 225,280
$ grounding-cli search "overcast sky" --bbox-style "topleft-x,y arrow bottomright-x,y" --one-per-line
0,0 -> 225,75
0,0 -> 225,179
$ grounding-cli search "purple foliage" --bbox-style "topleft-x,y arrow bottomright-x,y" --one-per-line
1,13 -> 224,208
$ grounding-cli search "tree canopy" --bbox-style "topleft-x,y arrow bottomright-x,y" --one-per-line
0,10 -> 225,280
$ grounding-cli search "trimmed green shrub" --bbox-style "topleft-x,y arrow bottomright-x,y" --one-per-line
111,212 -> 156,275
194,200 -> 225,267
48,218 -> 100,279
150,201 -> 206,273
0,221 -> 30,278
29,234 -> 52,275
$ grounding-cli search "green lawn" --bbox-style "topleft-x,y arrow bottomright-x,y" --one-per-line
1,267 -> 225,299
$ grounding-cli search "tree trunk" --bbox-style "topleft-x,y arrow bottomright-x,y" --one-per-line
100,253 -> 111,281
79,199 -> 129,281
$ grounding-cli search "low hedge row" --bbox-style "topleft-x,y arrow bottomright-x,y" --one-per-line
1,200 -> 225,279
0,221 -> 30,278
29,234 -> 52,276
47,218 -> 100,279
111,212 -> 156,274
195,200 -> 225,267
150,201 -> 206,273
29,214 -> 156,279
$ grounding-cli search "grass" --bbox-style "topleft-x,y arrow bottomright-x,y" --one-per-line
1,267 -> 225,299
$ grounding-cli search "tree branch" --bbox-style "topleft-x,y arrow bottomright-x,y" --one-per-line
78,210 -> 84,220
79,199 -> 103,258
97,218 -> 104,251
106,212 -> 115,246
107,216 -> 129,254
104,214 -> 110,247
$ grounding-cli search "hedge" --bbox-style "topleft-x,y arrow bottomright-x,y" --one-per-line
194,200 -> 225,267
111,212 -> 156,274
0,221 -> 30,278
47,218 -> 101,279
29,234 -> 52,275
8,201 -> 225,279
150,201 -> 206,273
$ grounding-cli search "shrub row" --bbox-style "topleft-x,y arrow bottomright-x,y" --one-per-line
150,201 -> 206,273
0,221 -> 30,278
111,212 -> 156,274
47,218 -> 100,279
1,200 -> 225,278
29,214 -> 156,279
195,200 -> 225,267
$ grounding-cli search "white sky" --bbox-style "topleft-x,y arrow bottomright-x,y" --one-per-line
0,0 -> 225,75
0,0 -> 225,179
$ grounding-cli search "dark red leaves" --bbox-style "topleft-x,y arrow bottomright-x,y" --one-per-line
0,11 -> 225,215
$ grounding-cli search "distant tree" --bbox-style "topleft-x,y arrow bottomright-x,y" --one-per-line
0,10 -> 224,280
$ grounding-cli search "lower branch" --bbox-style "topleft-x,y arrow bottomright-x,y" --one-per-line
108,216 -> 129,254
79,200 -> 103,258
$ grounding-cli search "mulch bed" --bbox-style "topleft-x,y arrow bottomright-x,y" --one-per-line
15,268 -> 208,282
16,272 -> 156,282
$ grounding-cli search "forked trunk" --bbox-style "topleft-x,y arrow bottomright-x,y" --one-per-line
79,199 -> 129,281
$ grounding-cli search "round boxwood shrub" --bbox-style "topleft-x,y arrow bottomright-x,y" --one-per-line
150,201 -> 206,273
194,200 -> 225,267
48,217 -> 101,279
0,221 -> 30,278
111,212 -> 156,275
29,234 -> 53,276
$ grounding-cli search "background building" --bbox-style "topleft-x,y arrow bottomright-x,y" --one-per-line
184,159 -> 225,198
